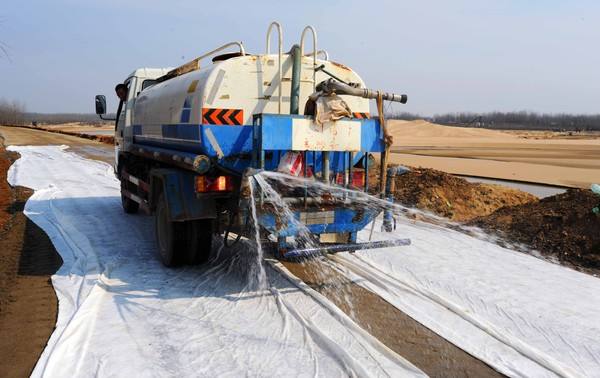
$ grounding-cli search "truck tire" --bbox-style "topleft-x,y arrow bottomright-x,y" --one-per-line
155,193 -> 185,267
121,180 -> 139,214
184,220 -> 213,265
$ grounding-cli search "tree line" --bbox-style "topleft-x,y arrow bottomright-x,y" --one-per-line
387,111 -> 600,131
0,98 -> 111,126
0,98 -> 27,125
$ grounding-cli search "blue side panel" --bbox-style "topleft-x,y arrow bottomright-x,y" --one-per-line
260,115 -> 294,150
200,125 -> 254,156
180,109 -> 191,123
159,124 -> 201,141
360,119 -> 384,152
132,115 -> 383,176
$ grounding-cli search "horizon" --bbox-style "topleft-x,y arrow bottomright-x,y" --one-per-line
1,1 -> 599,116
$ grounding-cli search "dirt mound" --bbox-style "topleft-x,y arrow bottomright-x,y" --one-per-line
391,167 -> 537,221
470,189 -> 600,272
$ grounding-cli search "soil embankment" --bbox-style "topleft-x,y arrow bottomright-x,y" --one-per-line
388,165 -> 600,275
0,142 -> 63,377
391,167 -> 537,221
470,189 -> 600,273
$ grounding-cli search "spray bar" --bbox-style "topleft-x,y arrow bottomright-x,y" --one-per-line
283,238 -> 411,260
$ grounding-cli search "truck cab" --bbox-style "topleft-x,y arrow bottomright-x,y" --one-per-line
96,68 -> 171,170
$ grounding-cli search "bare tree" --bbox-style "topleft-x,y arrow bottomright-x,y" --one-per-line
0,17 -> 10,61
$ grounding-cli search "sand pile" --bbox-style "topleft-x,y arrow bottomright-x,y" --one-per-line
390,167 -> 537,221
470,189 -> 600,272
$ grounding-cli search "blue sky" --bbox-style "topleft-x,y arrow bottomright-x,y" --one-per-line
1,0 -> 599,115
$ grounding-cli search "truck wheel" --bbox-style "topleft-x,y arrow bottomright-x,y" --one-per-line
184,220 -> 213,265
155,193 -> 184,267
121,180 -> 139,214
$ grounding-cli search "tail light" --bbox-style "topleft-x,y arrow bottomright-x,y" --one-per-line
195,175 -> 234,193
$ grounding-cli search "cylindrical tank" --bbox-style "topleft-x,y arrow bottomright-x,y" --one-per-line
132,54 -> 370,127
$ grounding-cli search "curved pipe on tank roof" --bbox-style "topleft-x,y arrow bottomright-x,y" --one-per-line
300,25 -> 318,92
266,21 -> 283,114
306,50 -> 329,61
202,41 -> 246,60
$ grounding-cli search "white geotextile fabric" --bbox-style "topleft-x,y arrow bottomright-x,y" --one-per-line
333,218 -> 600,378
7,146 -> 423,378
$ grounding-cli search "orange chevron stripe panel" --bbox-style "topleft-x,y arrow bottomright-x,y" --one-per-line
202,108 -> 244,125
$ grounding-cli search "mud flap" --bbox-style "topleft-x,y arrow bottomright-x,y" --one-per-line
150,168 -> 216,222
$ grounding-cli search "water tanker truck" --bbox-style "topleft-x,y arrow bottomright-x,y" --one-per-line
94,23 -> 410,266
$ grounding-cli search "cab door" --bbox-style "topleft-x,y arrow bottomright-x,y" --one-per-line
115,78 -> 136,168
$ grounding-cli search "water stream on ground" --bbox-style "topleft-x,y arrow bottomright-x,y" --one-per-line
244,170 -> 516,314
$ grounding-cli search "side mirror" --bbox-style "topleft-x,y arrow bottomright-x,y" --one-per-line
95,95 -> 107,115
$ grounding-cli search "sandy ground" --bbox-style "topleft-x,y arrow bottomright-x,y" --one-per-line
0,126 -> 114,164
0,126 -> 501,376
388,120 -> 600,188
39,122 -> 113,135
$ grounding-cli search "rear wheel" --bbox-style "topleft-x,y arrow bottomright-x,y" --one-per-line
155,193 -> 185,267
184,220 -> 214,265
121,179 -> 139,214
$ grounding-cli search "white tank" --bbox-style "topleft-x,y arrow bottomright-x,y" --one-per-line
132,54 -> 370,128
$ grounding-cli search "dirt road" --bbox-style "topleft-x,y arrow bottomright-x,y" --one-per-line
0,127 -> 111,377
0,126 -> 114,164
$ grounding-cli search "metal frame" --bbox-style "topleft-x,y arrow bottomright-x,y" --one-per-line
265,22 -> 283,114
299,25 -> 318,92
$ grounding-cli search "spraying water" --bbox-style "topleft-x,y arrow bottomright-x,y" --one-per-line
247,180 -> 268,289
243,168 -> 537,322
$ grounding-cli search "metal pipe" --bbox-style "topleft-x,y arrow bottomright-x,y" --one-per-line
348,152 -> 353,188
277,196 -> 353,206
317,78 -> 408,104
322,151 -> 330,183
383,166 -> 401,232
283,238 -> 411,260
303,150 -> 308,208
364,154 -> 369,192
289,44 -> 301,115
131,144 -> 210,174
343,152 -> 349,188
265,22 -> 283,114
305,50 -> 329,60
300,25 -> 318,92
314,64 -> 348,85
